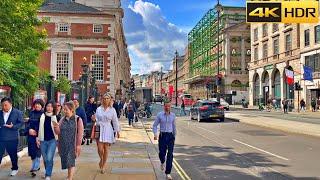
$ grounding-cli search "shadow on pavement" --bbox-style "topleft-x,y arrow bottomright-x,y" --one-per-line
173,144 -> 317,180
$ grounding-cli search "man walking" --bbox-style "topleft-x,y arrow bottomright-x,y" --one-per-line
0,97 -> 24,176
180,98 -> 186,116
282,98 -> 288,114
85,96 -> 97,145
153,99 -> 176,180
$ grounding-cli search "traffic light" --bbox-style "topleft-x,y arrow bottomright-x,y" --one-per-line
130,79 -> 135,92
294,82 -> 302,91
216,76 -> 222,86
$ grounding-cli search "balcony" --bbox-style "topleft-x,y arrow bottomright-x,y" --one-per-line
285,50 -> 292,56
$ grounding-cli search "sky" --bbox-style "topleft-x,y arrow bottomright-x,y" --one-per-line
122,0 -> 246,75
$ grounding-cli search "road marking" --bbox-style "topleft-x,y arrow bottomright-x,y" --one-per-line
233,139 -> 289,161
197,126 -> 218,135
173,158 -> 191,180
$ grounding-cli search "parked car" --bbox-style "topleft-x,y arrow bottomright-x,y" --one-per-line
210,98 -> 230,111
178,94 -> 194,106
153,94 -> 162,102
190,100 -> 225,122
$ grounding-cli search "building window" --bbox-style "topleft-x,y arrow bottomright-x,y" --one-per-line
272,24 -> 279,32
305,54 -> 320,72
254,28 -> 258,41
56,53 -> 69,79
262,24 -> 268,37
254,47 -> 258,61
305,29 -> 310,47
58,23 -> 69,32
92,55 -> 104,81
273,38 -> 279,55
285,34 -> 292,56
93,24 -> 103,33
315,25 -> 320,44
263,43 -> 268,58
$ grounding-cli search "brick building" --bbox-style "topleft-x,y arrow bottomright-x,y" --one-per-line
38,0 -> 130,97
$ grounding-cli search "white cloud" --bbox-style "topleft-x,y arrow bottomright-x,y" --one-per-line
123,0 -> 187,75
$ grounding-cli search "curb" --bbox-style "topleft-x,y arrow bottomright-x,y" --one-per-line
0,147 -> 28,166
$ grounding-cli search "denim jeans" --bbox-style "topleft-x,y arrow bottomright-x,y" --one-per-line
31,157 -> 41,171
40,139 -> 57,177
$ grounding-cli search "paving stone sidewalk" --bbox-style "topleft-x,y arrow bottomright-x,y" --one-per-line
0,118 -> 165,180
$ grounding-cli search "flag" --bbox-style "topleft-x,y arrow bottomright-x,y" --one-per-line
303,65 -> 313,81
285,69 -> 294,85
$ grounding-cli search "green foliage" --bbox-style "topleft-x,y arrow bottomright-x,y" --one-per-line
54,76 -> 71,94
0,0 -> 47,106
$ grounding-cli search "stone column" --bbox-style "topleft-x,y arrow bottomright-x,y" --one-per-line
225,34 -> 230,74
241,37 -> 246,71
280,74 -> 285,107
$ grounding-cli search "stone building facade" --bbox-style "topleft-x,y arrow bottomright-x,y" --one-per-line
248,23 -> 300,108
38,0 -> 130,97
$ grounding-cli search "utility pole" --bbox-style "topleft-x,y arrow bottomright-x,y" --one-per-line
160,66 -> 163,98
216,0 -> 222,103
175,50 -> 178,107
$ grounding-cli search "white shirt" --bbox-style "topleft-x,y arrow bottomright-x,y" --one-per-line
3,107 -> 12,124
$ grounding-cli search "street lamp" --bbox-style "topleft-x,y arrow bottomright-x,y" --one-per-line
215,0 -> 222,103
175,50 -> 178,107
81,57 -> 90,104
48,75 -> 55,101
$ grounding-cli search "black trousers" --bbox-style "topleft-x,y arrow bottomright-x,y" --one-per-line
0,140 -> 19,170
158,132 -> 175,174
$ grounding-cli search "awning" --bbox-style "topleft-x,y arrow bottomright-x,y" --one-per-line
183,75 -> 215,84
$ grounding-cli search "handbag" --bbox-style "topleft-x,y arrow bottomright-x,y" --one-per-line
90,123 -> 100,139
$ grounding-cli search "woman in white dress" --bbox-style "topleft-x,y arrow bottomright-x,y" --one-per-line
92,93 -> 120,173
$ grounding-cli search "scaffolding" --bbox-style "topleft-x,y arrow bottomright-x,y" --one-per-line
188,7 -> 246,78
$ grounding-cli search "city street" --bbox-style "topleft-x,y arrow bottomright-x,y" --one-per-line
143,104 -> 320,179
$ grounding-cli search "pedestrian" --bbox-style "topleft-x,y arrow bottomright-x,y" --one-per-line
282,98 -> 288,114
272,98 -> 277,109
113,99 -> 121,118
127,99 -> 136,126
317,97 -> 320,110
311,98 -> 317,112
123,100 -> 128,118
300,99 -> 306,112
91,93 -> 120,174
153,99 -> 176,180
56,102 -> 63,122
37,100 -> 59,180
73,99 -> 87,145
0,97 -> 24,176
85,96 -> 97,145
180,98 -> 186,116
27,99 -> 44,177
54,101 -> 84,180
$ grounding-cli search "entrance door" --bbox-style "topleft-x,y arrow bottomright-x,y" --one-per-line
263,86 -> 269,105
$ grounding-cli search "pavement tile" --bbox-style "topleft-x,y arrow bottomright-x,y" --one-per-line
111,168 -> 154,174
113,158 -> 150,163
118,174 -> 156,180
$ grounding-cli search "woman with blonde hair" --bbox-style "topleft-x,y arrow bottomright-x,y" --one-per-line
92,93 -> 120,173
54,101 -> 84,180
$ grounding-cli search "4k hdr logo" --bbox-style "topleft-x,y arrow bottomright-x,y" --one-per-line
247,1 -> 319,23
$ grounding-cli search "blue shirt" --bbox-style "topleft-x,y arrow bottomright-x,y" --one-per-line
153,111 -> 176,136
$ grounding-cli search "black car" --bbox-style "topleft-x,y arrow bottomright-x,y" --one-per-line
190,100 -> 225,122
153,94 -> 162,102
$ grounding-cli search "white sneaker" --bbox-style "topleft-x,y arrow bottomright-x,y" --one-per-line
45,177 -> 51,180
166,174 -> 173,180
161,163 -> 165,171
10,170 -> 18,176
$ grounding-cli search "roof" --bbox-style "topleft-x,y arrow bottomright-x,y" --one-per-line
40,0 -> 101,14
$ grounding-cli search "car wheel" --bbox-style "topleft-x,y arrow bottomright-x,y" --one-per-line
197,113 -> 201,122
220,117 -> 225,122
190,111 -> 193,120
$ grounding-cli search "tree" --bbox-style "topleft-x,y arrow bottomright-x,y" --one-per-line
0,0 -> 47,106
54,76 -> 72,94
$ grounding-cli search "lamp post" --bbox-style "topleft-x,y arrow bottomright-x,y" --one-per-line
216,0 -> 222,103
160,66 -> 163,98
81,57 -> 90,104
175,50 -> 178,107
48,75 -> 55,101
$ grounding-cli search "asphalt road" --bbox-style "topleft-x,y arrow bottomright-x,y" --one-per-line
144,104 -> 320,180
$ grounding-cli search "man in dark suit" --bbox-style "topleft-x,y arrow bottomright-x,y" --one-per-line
0,97 -> 24,176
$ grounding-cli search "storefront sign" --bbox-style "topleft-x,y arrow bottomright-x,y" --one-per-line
264,64 -> 273,70
34,90 -> 47,102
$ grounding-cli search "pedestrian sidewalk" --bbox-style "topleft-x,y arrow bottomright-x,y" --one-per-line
226,112 -> 320,138
0,118 -> 164,180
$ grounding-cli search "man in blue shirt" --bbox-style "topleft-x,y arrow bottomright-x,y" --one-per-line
153,99 -> 176,180
0,97 -> 24,176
